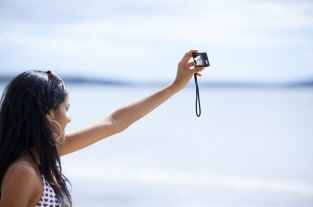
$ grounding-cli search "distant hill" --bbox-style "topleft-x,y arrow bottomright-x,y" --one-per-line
0,75 -> 134,86
1,75 -> 313,88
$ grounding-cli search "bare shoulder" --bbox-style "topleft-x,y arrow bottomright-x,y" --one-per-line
6,160 -> 37,178
1,161 -> 42,207
1,160 -> 40,192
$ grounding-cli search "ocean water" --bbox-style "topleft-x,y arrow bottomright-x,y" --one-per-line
1,84 -> 313,207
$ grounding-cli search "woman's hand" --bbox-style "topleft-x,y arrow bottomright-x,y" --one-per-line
173,49 -> 205,91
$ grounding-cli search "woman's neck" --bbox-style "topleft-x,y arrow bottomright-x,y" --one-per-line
28,146 -> 41,166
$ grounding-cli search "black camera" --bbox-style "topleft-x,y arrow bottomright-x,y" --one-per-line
192,52 -> 210,67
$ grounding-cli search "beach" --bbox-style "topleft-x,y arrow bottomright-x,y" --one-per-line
1,84 -> 313,206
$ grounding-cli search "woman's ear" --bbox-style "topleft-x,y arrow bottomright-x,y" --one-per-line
46,109 -> 55,121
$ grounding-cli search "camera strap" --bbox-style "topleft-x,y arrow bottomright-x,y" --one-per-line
194,73 -> 201,117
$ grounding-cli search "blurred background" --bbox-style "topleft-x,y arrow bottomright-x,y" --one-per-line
1,0 -> 313,206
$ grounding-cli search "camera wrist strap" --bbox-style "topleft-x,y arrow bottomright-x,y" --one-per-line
194,73 -> 201,117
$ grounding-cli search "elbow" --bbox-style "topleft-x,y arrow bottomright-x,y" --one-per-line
111,115 -> 128,134
115,123 -> 125,134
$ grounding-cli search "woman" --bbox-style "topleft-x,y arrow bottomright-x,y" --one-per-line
0,50 -> 205,207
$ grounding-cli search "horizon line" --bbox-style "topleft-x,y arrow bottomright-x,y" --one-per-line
0,75 -> 312,88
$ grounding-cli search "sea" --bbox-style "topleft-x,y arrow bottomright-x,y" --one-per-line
1,83 -> 313,207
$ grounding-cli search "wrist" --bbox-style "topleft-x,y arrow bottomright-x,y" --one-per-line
169,81 -> 185,93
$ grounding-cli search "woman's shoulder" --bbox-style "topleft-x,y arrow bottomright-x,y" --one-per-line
5,159 -> 38,178
1,159 -> 43,206
4,151 -> 41,178
2,159 -> 41,190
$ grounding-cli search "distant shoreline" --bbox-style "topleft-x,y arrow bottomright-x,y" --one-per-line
0,75 -> 313,88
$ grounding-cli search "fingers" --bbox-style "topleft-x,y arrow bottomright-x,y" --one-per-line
182,49 -> 198,64
191,66 -> 205,76
179,50 -> 205,79
186,49 -> 198,56
189,59 -> 205,77
188,61 -> 195,68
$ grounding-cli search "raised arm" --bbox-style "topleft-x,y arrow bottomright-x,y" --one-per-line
59,50 -> 205,156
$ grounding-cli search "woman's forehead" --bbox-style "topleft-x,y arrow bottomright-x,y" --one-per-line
62,95 -> 70,104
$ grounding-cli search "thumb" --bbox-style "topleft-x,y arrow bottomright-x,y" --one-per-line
190,66 -> 205,75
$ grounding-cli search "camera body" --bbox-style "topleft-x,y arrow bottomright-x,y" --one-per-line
192,52 -> 210,67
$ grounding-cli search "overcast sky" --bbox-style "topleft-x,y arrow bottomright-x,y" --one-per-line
0,0 -> 312,82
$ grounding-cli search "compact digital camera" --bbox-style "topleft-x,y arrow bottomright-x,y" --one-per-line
192,52 -> 210,67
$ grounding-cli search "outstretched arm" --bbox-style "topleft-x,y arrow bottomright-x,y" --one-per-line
111,49 -> 205,131
60,50 -> 205,156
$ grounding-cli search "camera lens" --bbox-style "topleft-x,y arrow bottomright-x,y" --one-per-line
194,55 -> 203,67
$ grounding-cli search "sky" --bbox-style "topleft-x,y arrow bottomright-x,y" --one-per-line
0,0 -> 313,82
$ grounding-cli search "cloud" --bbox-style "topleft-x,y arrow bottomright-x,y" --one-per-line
2,0 -> 312,46
0,0 -> 312,81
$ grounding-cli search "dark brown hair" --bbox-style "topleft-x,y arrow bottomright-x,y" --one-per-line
0,70 -> 72,206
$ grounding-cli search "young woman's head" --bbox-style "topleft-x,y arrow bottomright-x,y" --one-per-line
0,70 -> 72,206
